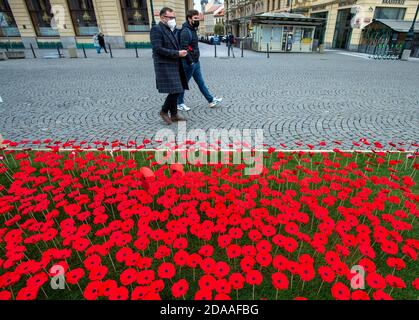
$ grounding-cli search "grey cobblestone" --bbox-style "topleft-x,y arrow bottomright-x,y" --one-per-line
0,43 -> 418,149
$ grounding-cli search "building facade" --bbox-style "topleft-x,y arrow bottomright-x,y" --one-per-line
0,0 -> 193,49
225,0 -> 419,51
204,3 -> 223,35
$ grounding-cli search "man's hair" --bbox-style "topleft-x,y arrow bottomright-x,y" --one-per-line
160,7 -> 173,16
186,9 -> 199,20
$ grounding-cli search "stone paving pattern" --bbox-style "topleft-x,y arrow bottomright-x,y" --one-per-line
0,44 -> 418,149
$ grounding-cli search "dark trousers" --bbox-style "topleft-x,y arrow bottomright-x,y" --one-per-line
162,93 -> 179,116
100,44 -> 108,53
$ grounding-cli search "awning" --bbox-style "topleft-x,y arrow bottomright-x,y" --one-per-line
369,19 -> 419,33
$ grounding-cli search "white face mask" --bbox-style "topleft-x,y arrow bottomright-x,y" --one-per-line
167,19 -> 176,31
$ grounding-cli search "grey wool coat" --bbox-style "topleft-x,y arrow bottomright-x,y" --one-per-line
150,22 -> 189,94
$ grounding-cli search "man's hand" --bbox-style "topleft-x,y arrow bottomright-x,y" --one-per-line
179,50 -> 187,57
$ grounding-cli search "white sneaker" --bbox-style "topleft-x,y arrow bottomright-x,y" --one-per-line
209,97 -> 222,108
177,103 -> 190,111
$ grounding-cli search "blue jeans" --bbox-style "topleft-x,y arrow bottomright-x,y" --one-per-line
95,46 -> 101,53
178,61 -> 214,105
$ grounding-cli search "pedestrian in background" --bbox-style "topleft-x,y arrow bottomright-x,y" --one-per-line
150,7 -> 189,125
226,31 -> 235,58
177,9 -> 222,111
98,32 -> 108,53
93,32 -> 101,54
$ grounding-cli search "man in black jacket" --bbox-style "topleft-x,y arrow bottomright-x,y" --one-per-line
177,10 -> 222,111
150,7 -> 189,125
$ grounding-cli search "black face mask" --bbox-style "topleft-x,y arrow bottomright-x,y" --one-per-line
191,20 -> 199,28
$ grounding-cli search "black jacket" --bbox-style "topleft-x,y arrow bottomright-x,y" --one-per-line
179,21 -> 200,64
150,22 -> 189,94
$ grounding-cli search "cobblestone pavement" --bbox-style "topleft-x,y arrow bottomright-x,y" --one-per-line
0,43 -> 418,149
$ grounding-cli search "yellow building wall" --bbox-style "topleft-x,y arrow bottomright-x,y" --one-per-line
3,0 -> 195,47
49,0 -> 76,37
92,0 -> 125,36
7,0 -> 36,37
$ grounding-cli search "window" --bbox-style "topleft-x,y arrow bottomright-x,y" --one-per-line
374,7 -> 406,20
0,0 -> 20,37
25,0 -> 59,36
67,0 -> 98,36
120,0 -> 149,32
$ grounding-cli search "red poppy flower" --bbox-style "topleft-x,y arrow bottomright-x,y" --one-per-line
65,268 -> 85,285
120,268 -> 138,286
108,286 -> 129,300
137,270 -> 155,285
366,273 -> 386,290
194,289 -> 212,300
0,290 -> 12,300
226,244 -> 242,259
100,280 -> 118,297
229,273 -> 245,290
198,245 -> 214,257
89,265 -> 108,281
172,279 -> 189,298
331,282 -> 350,300
256,252 -> 272,267
26,272 -> 48,288
214,293 -> 231,300
245,270 -> 263,286
84,281 -> 102,300
149,279 -> 165,293
411,278 -> 419,290
198,275 -> 217,291
372,290 -> 393,300
385,275 -> 406,289
272,272 -> 289,290
131,286 -> 150,300
16,286 -> 38,300
351,290 -> 370,300
84,254 -> 102,270
157,262 -> 176,279
273,255 -> 289,271
214,261 -> 230,279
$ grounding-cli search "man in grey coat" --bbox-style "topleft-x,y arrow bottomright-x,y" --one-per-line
150,7 -> 189,125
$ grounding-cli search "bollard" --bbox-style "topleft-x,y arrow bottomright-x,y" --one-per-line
30,43 -> 36,58
227,44 -> 230,57
214,43 -> 217,58
82,44 -> 87,58
267,43 -> 270,58
109,43 -> 113,58
57,44 -> 63,58
135,45 -> 139,58
241,41 -> 244,58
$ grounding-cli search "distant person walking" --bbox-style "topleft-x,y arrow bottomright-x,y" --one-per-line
93,33 -> 100,54
226,32 -> 235,58
150,7 -> 189,125
177,9 -> 222,111
98,32 -> 108,53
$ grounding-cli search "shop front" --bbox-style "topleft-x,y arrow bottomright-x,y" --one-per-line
250,12 -> 325,52
359,18 -> 419,57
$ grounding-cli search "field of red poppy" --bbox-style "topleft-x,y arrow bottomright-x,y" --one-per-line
0,140 -> 418,300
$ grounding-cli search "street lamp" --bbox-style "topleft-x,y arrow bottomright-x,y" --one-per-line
401,4 -> 418,60
150,0 -> 156,26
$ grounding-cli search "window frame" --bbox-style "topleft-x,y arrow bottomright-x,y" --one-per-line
0,0 -> 20,37
67,0 -> 99,36
25,0 -> 60,37
119,0 -> 150,33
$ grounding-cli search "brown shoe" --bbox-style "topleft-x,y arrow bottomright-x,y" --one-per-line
159,111 -> 172,125
171,114 -> 186,122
